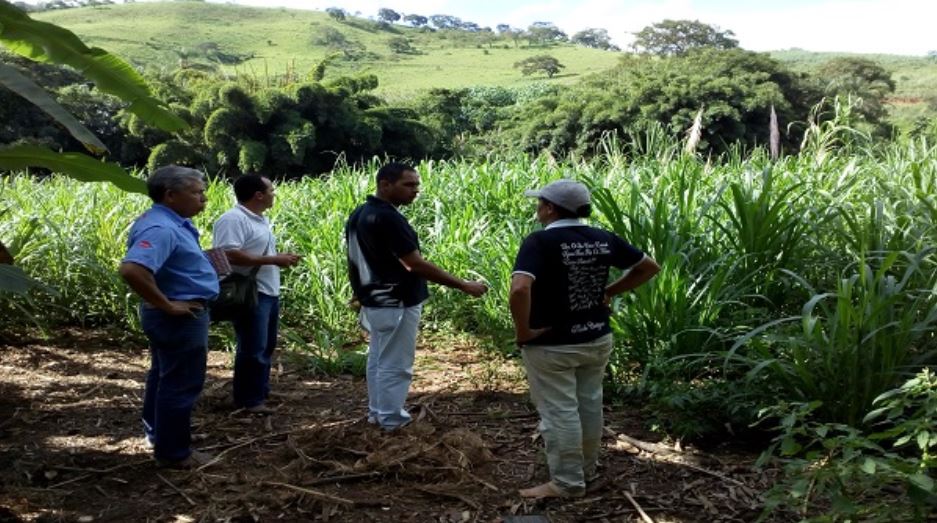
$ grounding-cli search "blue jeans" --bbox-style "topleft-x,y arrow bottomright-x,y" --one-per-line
140,306 -> 210,462
360,304 -> 422,429
232,294 -> 280,408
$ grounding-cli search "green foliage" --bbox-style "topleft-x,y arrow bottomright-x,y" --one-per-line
124,74 -> 435,177
570,28 -> 617,51
324,6 -> 345,21
632,19 -> 738,56
510,49 -> 819,156
376,8 -> 399,24
387,36 -> 417,55
525,22 -> 566,47
513,54 -> 564,78
759,378 -> 937,521
818,57 -> 896,135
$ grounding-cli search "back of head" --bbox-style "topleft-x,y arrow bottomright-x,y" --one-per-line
234,174 -> 268,203
147,165 -> 205,203
376,162 -> 415,186
527,179 -> 592,219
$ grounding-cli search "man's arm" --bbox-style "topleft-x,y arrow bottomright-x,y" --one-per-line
509,274 -> 549,344
224,249 -> 301,268
604,257 -> 661,301
118,262 -> 203,316
398,250 -> 487,297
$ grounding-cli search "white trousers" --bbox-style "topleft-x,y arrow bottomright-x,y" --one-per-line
360,304 -> 423,429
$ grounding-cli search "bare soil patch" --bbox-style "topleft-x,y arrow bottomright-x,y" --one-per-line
0,328 -> 780,522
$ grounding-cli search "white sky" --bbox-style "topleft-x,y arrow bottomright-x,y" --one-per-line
24,0 -> 937,55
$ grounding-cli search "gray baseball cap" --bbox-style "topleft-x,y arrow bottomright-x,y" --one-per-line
524,179 -> 591,212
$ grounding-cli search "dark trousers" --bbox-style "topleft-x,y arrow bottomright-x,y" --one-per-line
232,294 -> 280,408
141,306 -> 209,462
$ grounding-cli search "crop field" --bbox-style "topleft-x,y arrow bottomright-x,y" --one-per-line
2,124 -> 936,521
5,131 -> 937,411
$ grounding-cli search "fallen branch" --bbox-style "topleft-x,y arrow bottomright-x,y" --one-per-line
615,434 -> 678,455
196,419 -> 357,471
467,472 -> 500,492
414,486 -> 480,510
264,481 -> 357,506
47,458 -> 152,489
304,471 -> 383,486
157,472 -> 195,506
680,461 -> 746,487
624,491 -> 655,523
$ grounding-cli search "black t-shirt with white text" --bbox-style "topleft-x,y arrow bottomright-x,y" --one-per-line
513,222 -> 645,345
346,196 -> 429,307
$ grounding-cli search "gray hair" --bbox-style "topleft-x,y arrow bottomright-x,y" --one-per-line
147,165 -> 205,203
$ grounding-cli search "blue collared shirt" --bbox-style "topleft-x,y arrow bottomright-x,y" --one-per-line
123,204 -> 220,301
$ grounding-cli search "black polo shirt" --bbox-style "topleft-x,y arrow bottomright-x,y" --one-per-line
346,195 -> 429,308
513,221 -> 645,345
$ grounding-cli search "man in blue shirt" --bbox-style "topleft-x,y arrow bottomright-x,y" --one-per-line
119,165 -> 220,468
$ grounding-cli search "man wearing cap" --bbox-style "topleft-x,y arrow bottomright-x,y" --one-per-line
119,165 -> 220,468
346,162 -> 488,431
212,174 -> 302,414
510,179 -> 660,498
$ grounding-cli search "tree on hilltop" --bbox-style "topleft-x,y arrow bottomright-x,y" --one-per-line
526,22 -> 567,46
403,14 -> 427,27
632,19 -> 738,56
430,14 -> 462,30
325,7 -> 346,20
571,28 -> 618,51
377,8 -> 400,23
514,55 -> 565,78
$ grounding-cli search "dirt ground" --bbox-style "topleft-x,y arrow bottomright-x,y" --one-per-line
0,328 -> 781,522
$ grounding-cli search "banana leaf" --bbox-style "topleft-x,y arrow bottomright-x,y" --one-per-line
0,144 -> 146,194
0,62 -> 108,155
0,2 -> 187,132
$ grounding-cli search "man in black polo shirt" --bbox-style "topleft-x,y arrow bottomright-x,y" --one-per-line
346,162 -> 488,431
510,179 -> 660,498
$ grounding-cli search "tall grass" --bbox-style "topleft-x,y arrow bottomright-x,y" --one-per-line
3,134 -> 937,430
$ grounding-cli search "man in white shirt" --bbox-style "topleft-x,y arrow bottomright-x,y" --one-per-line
212,175 -> 301,414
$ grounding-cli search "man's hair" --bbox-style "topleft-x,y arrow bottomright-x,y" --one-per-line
376,162 -> 415,185
234,174 -> 269,203
147,165 -> 205,203
542,198 -> 592,219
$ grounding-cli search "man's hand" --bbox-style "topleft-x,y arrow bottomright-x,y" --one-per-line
459,280 -> 488,297
163,300 -> 204,317
515,326 -> 550,346
271,253 -> 302,268
347,295 -> 361,312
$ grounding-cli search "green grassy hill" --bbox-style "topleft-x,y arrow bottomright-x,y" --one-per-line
33,2 -> 622,98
